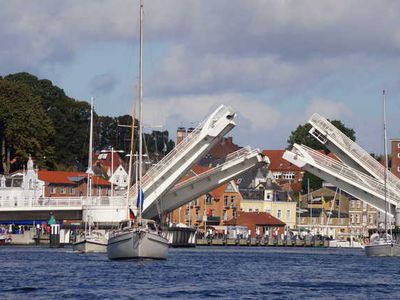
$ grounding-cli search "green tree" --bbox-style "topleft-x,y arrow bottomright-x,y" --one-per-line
0,79 -> 55,173
287,120 -> 356,152
5,72 -> 91,170
287,119 -> 356,191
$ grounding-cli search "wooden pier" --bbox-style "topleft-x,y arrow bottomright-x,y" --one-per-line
196,238 -> 329,247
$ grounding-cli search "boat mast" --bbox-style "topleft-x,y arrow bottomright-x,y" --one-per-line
383,90 -> 390,240
138,0 -> 144,222
126,85 -> 137,220
87,96 -> 94,198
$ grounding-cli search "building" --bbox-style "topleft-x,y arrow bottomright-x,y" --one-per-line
348,198 -> 378,238
239,167 -> 297,229
225,211 -> 286,238
262,150 -> 304,191
0,156 -> 44,207
38,170 -> 111,197
93,150 -> 126,178
169,178 -> 242,233
108,165 -> 129,191
299,185 -> 377,239
391,139 -> 400,178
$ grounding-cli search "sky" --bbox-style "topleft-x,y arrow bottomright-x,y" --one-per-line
1,0 -> 400,154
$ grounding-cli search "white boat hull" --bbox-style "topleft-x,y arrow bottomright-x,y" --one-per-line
107,229 -> 168,260
365,242 -> 400,257
73,238 -> 107,253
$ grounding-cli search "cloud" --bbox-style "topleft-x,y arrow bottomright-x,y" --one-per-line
2,0 -> 400,74
305,98 -> 352,121
143,93 -> 281,133
90,73 -> 119,95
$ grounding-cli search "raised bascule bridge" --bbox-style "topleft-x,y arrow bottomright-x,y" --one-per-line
283,113 -> 400,226
0,105 -> 269,225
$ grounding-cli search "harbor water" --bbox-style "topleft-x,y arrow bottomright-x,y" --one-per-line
1,246 -> 400,299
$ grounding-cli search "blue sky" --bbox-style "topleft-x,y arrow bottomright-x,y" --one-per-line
1,0 -> 400,154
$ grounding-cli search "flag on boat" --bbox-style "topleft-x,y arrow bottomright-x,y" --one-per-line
137,189 -> 145,211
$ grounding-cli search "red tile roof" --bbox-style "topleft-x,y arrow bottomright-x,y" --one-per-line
263,150 -> 302,171
209,137 -> 241,159
225,211 -> 285,226
38,170 -> 110,186
93,151 -> 125,172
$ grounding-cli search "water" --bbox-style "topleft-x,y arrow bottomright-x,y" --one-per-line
1,246 -> 400,299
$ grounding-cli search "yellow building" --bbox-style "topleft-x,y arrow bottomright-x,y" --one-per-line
241,198 -> 297,229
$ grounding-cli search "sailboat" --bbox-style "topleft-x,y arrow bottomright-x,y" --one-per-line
73,97 -> 108,253
365,90 -> 400,257
106,0 -> 169,260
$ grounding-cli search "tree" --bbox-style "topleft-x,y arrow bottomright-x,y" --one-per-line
287,120 -> 356,152
0,79 -> 55,173
5,72 -> 91,170
287,118 -> 356,191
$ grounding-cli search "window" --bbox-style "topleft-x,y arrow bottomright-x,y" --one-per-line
356,214 -> 360,224
350,214 -> 354,223
336,199 -> 340,208
68,186 -> 75,194
397,142 -> 400,149
232,210 -> 237,218
230,196 -> 235,206
249,208 -> 253,212
50,185 -> 56,194
356,201 -> 361,209
223,210 -> 227,221
205,194 -> 212,205
60,186 -> 66,194
398,166 -> 400,173
277,209 -> 282,219
339,218 -> 344,225
286,210 -> 290,221
369,214 -> 374,225
255,209 -> 259,213
398,153 -> 400,158
97,186 -> 102,196
350,200 -> 355,209
224,195 -> 228,207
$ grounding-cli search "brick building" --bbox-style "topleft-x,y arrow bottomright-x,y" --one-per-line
38,170 -> 111,197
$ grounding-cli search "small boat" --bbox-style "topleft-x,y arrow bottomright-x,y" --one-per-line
365,233 -> 400,256
106,0 -> 168,260
107,219 -> 168,260
329,239 -> 364,249
73,230 -> 108,253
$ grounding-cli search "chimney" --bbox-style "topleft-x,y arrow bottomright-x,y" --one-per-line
176,127 -> 187,145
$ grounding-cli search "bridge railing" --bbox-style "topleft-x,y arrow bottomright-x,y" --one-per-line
0,196 -> 126,209
309,113 -> 400,193
171,147 -> 258,190
298,145 -> 400,205
130,105 -> 234,197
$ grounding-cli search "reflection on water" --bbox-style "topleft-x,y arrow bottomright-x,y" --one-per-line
0,246 -> 400,299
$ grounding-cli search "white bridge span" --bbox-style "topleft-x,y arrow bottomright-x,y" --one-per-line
284,113 -> 400,225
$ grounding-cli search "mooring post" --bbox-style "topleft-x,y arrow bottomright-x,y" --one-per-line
50,224 -> 60,248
